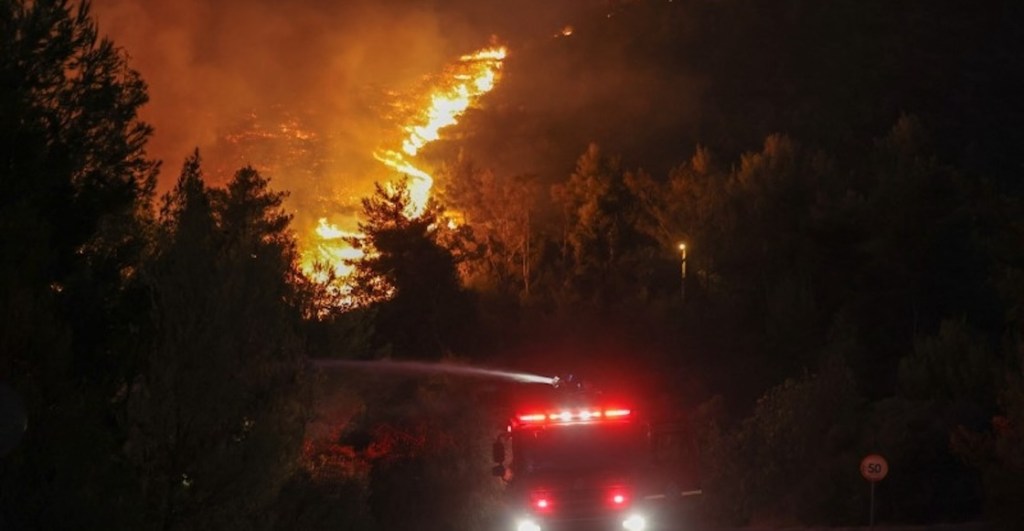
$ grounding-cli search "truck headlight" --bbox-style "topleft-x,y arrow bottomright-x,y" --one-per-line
623,513 -> 647,531
516,518 -> 542,531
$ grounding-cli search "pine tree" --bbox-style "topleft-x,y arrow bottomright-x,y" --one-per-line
346,179 -> 473,360
128,157 -> 306,529
0,1 -> 157,526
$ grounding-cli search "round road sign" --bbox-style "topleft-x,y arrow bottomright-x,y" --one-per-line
860,454 -> 888,482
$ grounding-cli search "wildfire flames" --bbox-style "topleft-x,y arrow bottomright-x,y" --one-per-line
306,218 -> 365,279
300,45 -> 507,282
374,45 -> 507,217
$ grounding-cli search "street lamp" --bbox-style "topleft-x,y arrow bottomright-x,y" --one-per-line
678,242 -> 687,301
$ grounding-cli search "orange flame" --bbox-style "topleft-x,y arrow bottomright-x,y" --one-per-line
300,45 -> 507,284
300,218 -> 365,282
375,45 -> 507,218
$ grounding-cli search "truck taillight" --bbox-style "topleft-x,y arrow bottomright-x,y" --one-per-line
607,487 -> 630,508
530,491 -> 554,513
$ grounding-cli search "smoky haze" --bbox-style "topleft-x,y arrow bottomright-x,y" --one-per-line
92,0 -> 702,234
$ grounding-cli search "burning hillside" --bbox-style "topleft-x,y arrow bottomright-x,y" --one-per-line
185,44 -> 505,283
374,46 -> 507,218
305,44 -> 507,280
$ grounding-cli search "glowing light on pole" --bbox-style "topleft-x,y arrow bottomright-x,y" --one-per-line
678,242 -> 687,301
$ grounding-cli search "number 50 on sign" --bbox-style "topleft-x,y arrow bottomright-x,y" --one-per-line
860,454 -> 888,482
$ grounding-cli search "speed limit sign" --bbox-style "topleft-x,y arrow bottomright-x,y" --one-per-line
860,454 -> 888,482
861,454 -> 888,526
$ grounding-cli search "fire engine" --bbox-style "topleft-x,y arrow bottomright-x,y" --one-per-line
491,375 -> 701,530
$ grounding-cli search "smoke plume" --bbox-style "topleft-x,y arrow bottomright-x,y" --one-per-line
91,0 -> 702,238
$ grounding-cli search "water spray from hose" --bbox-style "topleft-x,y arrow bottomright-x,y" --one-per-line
311,359 -> 556,385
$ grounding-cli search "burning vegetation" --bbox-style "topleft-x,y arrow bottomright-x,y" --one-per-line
303,45 -> 507,283
373,45 -> 506,217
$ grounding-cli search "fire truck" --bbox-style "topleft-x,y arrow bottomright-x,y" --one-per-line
491,376 -> 701,531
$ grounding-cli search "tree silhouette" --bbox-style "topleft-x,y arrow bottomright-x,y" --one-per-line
0,1 -> 157,526
126,155 -> 306,529
438,153 -> 538,298
347,179 -> 474,360
551,143 -> 661,306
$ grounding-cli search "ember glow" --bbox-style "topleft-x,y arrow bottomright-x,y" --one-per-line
300,45 -> 507,281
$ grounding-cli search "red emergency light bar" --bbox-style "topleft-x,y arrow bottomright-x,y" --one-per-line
514,407 -> 633,426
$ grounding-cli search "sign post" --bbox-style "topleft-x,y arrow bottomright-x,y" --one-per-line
860,454 -> 889,529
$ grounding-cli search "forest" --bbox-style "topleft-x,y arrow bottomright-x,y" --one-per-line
2,0 -> 1024,530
